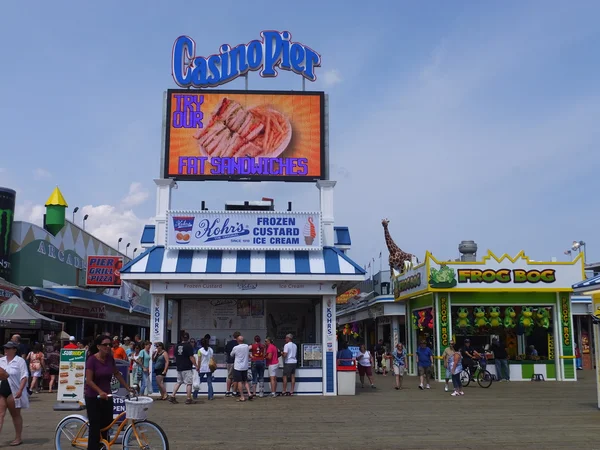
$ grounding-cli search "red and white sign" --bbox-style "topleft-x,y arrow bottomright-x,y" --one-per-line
86,256 -> 123,287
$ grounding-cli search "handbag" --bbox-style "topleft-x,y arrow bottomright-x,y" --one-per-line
208,357 -> 217,373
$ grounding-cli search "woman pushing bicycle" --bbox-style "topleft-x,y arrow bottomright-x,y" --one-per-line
86,335 -> 136,450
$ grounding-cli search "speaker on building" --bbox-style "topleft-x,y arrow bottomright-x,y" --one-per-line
381,282 -> 390,295
21,287 -> 39,306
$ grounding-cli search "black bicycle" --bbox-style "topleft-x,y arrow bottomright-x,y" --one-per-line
460,358 -> 493,388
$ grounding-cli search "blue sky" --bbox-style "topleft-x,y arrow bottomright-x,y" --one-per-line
1,1 -> 599,270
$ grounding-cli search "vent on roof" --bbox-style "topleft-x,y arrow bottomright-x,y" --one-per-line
224,201 -> 274,211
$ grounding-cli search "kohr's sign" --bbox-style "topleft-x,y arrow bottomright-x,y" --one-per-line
166,210 -> 322,251
172,31 -> 321,89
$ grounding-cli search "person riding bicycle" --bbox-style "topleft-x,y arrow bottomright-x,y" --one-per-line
86,335 -> 136,450
460,339 -> 481,381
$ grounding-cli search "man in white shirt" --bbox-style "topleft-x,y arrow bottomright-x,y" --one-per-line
230,335 -> 252,401
282,334 -> 298,396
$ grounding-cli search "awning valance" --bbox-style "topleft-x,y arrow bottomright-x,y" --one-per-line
121,246 -> 366,282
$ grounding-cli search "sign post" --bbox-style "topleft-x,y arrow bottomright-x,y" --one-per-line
53,349 -> 86,411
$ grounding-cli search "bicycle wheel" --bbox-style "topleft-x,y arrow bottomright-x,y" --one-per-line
122,420 -> 169,450
55,416 -> 88,449
459,369 -> 470,387
477,370 -> 493,388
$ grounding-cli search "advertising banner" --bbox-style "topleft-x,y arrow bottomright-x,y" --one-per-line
166,210 -> 321,251
164,90 -> 325,181
0,188 -> 16,281
57,349 -> 86,403
86,256 -> 123,287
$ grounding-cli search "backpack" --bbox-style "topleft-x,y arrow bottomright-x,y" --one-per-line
29,352 -> 42,372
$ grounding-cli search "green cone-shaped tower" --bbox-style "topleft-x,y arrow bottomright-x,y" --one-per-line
44,186 -> 68,236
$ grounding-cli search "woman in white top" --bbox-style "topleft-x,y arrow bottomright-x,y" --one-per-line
197,339 -> 214,400
0,341 -> 29,446
357,344 -> 376,389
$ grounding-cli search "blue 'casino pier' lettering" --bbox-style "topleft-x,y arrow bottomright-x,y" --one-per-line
172,31 -> 322,88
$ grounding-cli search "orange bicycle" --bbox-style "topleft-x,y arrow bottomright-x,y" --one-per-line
54,394 -> 168,449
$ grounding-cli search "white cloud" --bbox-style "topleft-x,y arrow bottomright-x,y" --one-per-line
33,168 -> 51,180
322,69 -> 342,87
15,202 -> 44,226
121,182 -> 149,208
80,204 -> 149,252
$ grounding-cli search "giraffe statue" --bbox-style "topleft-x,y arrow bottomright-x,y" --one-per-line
382,218 -> 417,275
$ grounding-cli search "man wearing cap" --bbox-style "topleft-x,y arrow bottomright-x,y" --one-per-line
64,337 -> 78,349
461,339 -> 480,381
282,334 -> 298,396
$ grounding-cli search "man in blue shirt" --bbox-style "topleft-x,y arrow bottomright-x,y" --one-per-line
337,342 -> 354,366
415,340 -> 434,390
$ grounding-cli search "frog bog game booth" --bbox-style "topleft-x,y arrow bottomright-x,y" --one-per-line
394,241 -> 585,381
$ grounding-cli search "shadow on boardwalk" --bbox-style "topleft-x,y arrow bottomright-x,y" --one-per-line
11,372 -> 600,449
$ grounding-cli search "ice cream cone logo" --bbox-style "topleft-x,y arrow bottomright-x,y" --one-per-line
303,217 -> 317,245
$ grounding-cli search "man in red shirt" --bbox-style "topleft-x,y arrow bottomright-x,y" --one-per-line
64,336 -> 78,349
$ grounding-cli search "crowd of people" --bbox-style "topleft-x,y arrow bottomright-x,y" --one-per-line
167,330 -> 298,404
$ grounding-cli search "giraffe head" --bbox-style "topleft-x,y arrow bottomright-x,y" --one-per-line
381,218 -> 389,227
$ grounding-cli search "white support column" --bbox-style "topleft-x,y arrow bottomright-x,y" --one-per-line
154,179 -> 176,246
392,316 -> 400,346
151,294 -> 167,345
322,295 -> 337,395
316,180 -> 336,247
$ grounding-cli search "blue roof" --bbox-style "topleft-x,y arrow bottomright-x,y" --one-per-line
121,246 -> 366,277
31,288 -> 71,304
334,227 -> 351,246
141,225 -> 156,245
573,273 -> 600,291
48,287 -> 150,315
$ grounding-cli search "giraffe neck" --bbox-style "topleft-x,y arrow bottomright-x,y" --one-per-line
383,225 -> 400,252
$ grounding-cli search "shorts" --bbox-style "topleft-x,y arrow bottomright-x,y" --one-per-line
283,363 -> 296,377
393,365 -> 405,376
49,368 -> 59,376
418,366 -> 433,377
445,368 -> 452,379
177,370 -> 193,385
227,363 -> 235,380
233,369 -> 248,383
31,370 -> 42,378
357,364 -> 373,377
0,380 -> 11,398
268,364 -> 279,377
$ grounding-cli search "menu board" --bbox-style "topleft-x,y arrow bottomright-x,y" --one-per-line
57,349 -> 86,403
181,299 -> 265,330
302,344 -> 323,361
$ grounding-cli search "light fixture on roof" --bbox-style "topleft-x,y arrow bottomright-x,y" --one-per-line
82,214 -> 89,231
572,241 -> 587,264
72,206 -> 79,223
118,237 -> 123,252
126,242 -> 131,256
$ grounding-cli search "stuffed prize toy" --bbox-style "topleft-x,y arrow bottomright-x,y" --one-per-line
503,307 -> 516,329
519,306 -> 535,335
417,310 -> 427,330
412,311 -> 419,329
455,307 -> 471,331
473,306 -> 489,328
535,308 -> 550,329
488,306 -> 503,328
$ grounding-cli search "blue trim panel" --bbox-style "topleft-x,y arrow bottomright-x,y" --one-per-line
175,250 -> 194,273
294,251 -> 311,274
145,247 -> 165,273
50,287 -> 150,315
206,251 -> 223,273
326,352 -> 334,393
334,226 -> 351,246
265,251 -> 280,273
141,225 -> 156,244
31,289 -> 71,304
236,251 -> 251,273
323,249 -> 340,274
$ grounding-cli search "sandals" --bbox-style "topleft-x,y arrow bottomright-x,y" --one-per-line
9,440 -> 22,446
236,398 -> 246,402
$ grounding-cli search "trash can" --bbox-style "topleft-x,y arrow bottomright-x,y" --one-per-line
337,360 -> 357,395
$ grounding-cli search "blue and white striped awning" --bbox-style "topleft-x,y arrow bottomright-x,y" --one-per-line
121,246 -> 366,281
573,273 -> 600,293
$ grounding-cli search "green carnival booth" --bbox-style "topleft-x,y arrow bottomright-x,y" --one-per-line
394,248 -> 585,381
